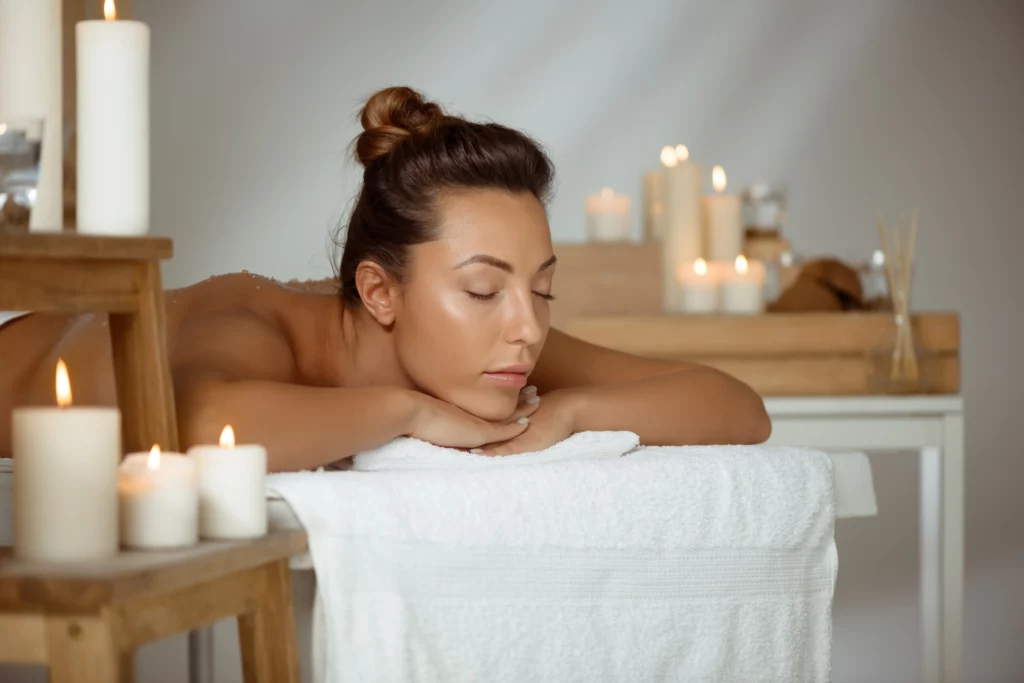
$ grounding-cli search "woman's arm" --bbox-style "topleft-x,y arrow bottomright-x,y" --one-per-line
528,328 -> 770,446
172,315 -> 529,471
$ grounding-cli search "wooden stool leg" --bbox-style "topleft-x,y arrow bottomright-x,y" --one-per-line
109,261 -> 179,453
238,560 -> 300,683
47,615 -> 132,683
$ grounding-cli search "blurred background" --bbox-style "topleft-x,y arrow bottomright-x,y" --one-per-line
6,1 -> 1024,681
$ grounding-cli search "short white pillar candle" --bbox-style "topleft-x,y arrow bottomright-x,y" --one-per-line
585,187 -> 632,242
678,257 -> 720,313
188,426 -> 267,539
12,359 -> 120,562
721,255 -> 765,314
118,446 -> 198,549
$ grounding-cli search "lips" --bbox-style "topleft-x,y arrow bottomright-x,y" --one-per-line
487,364 -> 533,375
483,363 -> 533,388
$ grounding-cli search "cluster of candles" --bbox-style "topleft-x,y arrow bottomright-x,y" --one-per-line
584,145 -> 764,314
11,361 -> 267,562
0,0 -> 149,234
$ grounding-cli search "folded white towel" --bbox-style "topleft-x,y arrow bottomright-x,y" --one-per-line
267,436 -> 837,683
351,430 -> 639,471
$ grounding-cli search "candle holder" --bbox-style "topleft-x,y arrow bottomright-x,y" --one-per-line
0,117 -> 43,234
866,209 -> 937,394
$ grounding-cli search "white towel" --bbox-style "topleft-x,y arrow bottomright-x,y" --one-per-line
267,437 -> 837,683
351,430 -> 639,471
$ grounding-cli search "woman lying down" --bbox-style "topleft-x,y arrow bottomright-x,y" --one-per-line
0,87 -> 770,469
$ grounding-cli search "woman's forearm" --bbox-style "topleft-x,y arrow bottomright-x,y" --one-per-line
564,367 -> 771,446
177,380 -> 417,472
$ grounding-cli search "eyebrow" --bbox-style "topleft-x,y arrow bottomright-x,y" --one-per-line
454,254 -> 557,274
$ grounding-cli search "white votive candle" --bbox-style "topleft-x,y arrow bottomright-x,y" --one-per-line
703,165 -> 743,262
678,257 -> 720,313
721,255 -> 765,314
118,446 -> 198,549
188,426 -> 267,539
76,0 -> 150,235
585,187 -> 631,242
12,359 -> 120,562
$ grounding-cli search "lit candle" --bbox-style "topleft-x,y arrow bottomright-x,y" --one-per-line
0,0 -> 62,231
188,426 -> 267,539
678,257 -> 720,314
118,445 -> 198,549
11,360 -> 121,562
721,254 -> 765,315
585,187 -> 632,242
661,145 -> 704,311
703,165 -> 743,262
76,0 -> 150,235
641,170 -> 665,242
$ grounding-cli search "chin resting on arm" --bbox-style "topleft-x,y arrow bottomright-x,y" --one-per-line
531,328 -> 771,446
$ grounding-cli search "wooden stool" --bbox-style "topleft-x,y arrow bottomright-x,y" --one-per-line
0,233 -> 178,453
0,529 -> 306,682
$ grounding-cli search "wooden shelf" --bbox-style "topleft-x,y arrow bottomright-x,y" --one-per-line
0,232 -> 173,261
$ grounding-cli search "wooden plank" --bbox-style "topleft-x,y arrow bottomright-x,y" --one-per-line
681,355 -> 959,396
110,261 -> 179,453
561,312 -> 959,357
238,560 -> 301,683
46,613 -> 128,683
0,613 -> 47,663
113,566 -> 263,649
0,530 -> 308,611
0,234 -> 172,261
551,243 -> 662,325
0,259 -> 142,312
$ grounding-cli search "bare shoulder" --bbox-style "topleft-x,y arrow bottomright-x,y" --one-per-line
530,327 -> 692,393
168,273 -> 300,384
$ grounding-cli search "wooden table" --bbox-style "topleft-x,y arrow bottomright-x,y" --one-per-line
0,529 -> 307,682
0,232 -> 178,453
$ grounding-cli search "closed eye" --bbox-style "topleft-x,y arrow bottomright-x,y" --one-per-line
466,291 -> 556,301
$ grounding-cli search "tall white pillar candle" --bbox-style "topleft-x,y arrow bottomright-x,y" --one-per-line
118,446 -> 199,549
76,2 -> 150,235
703,165 -> 743,262
12,360 -> 120,562
0,0 -> 63,231
641,170 -> 665,242
678,257 -> 720,314
585,187 -> 631,242
661,145 -> 704,311
721,255 -> 765,314
188,426 -> 267,539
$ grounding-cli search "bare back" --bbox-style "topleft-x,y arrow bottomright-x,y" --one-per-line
0,273 -> 343,457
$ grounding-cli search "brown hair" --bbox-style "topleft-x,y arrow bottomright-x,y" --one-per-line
337,86 -> 555,305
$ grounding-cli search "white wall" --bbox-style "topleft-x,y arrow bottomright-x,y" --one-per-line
7,1 -> 1021,681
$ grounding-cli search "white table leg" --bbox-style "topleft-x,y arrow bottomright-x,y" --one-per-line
941,414 -> 965,683
920,445 -> 943,683
919,414 -> 965,683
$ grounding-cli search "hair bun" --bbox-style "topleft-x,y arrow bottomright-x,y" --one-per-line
355,86 -> 446,167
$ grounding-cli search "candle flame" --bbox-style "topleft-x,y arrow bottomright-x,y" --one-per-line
104,0 -> 116,20
220,425 -> 236,448
660,146 -> 678,168
0,123 -> 7,136
712,165 -> 727,193
735,254 -> 748,274
55,359 -> 72,407
694,258 -> 708,276
674,144 -> 689,162
147,445 -> 161,470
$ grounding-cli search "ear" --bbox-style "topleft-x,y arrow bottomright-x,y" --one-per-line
354,260 -> 401,325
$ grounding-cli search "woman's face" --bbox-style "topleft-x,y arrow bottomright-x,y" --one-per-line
393,189 -> 555,421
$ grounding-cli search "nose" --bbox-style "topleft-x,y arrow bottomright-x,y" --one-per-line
505,290 -> 546,347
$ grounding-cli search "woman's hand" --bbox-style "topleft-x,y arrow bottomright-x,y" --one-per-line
406,387 -> 541,450
473,389 -> 582,456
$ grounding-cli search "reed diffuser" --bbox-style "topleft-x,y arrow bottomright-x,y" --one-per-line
874,208 -> 921,388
